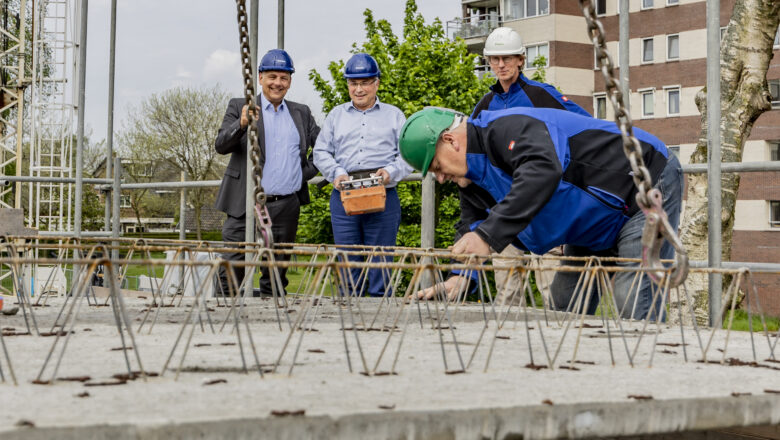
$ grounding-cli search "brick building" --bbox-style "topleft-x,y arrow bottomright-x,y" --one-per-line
448,0 -> 780,314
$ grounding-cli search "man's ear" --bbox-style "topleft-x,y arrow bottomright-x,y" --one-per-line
441,132 -> 457,150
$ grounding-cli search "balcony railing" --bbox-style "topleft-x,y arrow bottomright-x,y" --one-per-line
446,14 -> 501,40
474,64 -> 494,80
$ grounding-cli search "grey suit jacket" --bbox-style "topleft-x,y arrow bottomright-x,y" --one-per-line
214,96 -> 320,218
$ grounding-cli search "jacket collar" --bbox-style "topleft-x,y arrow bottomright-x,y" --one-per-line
489,73 -> 527,95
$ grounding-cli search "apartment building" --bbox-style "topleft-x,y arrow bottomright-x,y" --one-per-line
449,0 -> 780,314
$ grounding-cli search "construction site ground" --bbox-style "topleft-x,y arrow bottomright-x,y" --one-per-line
0,297 -> 778,439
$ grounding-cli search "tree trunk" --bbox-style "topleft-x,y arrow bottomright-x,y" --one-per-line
675,0 -> 779,325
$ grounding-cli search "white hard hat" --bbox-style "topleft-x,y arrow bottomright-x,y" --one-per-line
483,27 -> 526,57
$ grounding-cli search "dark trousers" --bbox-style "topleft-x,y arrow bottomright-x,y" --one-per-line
329,188 -> 401,297
218,195 -> 300,297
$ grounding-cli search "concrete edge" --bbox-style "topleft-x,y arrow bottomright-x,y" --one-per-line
1,394 -> 778,440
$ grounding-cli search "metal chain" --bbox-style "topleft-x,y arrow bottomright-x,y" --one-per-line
235,0 -> 273,247
579,1 -> 655,209
235,0 -> 266,210
579,0 -> 688,287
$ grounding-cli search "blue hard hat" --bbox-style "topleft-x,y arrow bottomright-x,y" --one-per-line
258,49 -> 295,73
343,53 -> 380,79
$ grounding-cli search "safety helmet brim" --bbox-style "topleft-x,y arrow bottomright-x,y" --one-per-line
399,108 -> 460,177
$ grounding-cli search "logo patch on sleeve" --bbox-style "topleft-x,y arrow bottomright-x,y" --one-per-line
508,140 -> 515,151
562,96 -> 569,102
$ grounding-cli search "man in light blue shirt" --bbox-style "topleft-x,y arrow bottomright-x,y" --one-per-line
215,49 -> 319,297
313,53 -> 411,297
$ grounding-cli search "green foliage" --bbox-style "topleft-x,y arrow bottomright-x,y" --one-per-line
303,0 -> 491,247
81,188 -> 105,231
310,1 -> 490,116
297,184 -> 335,244
528,55 -> 548,83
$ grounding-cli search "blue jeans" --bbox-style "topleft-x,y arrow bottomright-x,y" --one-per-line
550,154 -> 683,320
330,188 -> 401,297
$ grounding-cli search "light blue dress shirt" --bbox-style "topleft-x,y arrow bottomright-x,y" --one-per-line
313,98 -> 411,187
259,94 -> 302,196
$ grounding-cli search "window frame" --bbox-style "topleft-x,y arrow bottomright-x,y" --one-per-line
770,201 -> 780,228
668,145 -> 680,158
525,42 -> 550,69
595,0 -> 607,16
593,93 -> 607,119
639,88 -> 655,118
502,0 -> 550,21
666,34 -> 680,61
769,141 -> 780,162
774,25 -> 779,49
664,86 -> 681,117
769,79 -> 780,109
666,0 -> 679,5
641,37 -> 654,64
120,195 -> 132,208
641,0 -> 654,10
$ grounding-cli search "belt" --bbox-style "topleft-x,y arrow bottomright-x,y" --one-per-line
265,193 -> 295,203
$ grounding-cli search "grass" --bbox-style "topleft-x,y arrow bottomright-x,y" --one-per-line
723,309 -> 780,332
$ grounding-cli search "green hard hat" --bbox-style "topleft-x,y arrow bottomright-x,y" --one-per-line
399,107 -> 459,177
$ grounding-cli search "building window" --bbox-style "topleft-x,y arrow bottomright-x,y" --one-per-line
769,79 -> 780,109
525,43 -> 549,68
666,87 -> 680,116
720,27 -> 727,41
596,0 -> 607,15
668,145 -> 680,158
641,90 -> 655,118
503,0 -> 550,21
667,34 -> 679,60
120,195 -> 132,208
774,26 -> 779,48
667,0 -> 679,5
642,38 -> 654,63
770,201 -> 780,228
594,94 -> 607,119
770,142 -> 780,161
642,0 -> 654,9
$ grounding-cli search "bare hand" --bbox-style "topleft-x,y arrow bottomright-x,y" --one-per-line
375,169 -> 391,185
451,232 -> 491,257
240,105 -> 260,129
333,174 -> 349,190
415,276 -> 471,302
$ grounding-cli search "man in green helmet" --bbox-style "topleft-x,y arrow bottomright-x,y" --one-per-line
398,106 -> 682,320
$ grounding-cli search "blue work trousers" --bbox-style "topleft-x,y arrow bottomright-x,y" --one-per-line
550,154 -> 683,320
330,188 -> 401,297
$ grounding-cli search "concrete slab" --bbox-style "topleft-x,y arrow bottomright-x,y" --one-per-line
0,298 -> 778,439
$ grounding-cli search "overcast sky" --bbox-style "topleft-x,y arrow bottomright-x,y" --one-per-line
83,0 -> 461,143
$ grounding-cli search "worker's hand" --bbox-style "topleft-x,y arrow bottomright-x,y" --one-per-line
451,232 -> 491,257
240,105 -> 260,129
415,275 -> 471,302
375,168 -> 391,185
333,174 -> 349,190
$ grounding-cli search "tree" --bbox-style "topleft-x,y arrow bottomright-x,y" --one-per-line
120,85 -> 229,239
303,0 -> 490,247
528,55 -> 548,83
678,0 -> 780,324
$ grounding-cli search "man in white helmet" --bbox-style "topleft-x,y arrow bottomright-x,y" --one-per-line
423,27 -> 592,306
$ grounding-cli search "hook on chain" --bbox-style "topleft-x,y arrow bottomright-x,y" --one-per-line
639,189 -> 689,288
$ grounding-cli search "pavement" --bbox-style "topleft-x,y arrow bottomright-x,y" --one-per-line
0,296 -> 778,439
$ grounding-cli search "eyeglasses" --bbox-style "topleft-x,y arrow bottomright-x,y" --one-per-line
487,55 -> 521,65
347,78 -> 378,89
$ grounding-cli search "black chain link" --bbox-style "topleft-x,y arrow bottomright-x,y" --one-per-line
235,0 -> 266,210
580,0 -> 688,287
579,0 -> 654,209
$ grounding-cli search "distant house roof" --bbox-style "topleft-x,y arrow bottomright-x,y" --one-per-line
182,206 -> 225,232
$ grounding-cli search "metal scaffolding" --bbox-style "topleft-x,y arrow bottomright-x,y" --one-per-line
29,0 -> 77,232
